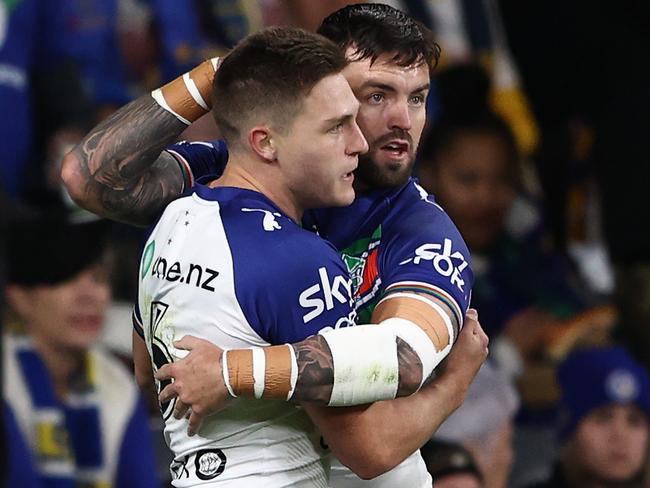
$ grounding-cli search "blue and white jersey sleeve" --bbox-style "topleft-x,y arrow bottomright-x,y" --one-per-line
380,183 -> 474,329
165,139 -> 228,186
224,209 -> 356,345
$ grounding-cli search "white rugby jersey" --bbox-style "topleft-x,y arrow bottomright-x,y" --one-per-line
163,141 -> 476,488
134,185 -> 356,487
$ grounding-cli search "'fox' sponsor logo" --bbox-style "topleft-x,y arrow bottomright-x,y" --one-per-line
299,267 -> 353,323
150,256 -> 219,292
399,238 -> 469,291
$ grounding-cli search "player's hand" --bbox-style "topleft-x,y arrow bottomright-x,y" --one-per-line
436,309 -> 489,404
156,336 -> 232,436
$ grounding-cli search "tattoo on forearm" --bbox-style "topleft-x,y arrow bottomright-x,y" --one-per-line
291,335 -> 427,404
70,96 -> 188,225
292,335 -> 334,404
396,337 -> 423,396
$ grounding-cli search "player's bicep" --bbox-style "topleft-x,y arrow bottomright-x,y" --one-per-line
372,292 -> 458,348
382,211 -> 473,330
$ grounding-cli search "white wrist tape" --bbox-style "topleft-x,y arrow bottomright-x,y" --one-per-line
151,89 -> 192,125
151,57 -> 220,125
221,350 -> 237,398
223,344 -> 297,400
286,343 -> 299,401
251,347 -> 266,399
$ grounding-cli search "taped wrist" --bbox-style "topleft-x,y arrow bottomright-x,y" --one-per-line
152,58 -> 220,125
222,344 -> 298,400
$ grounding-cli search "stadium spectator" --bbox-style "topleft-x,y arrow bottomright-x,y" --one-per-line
3,208 -> 159,488
417,79 -> 589,351
420,439 -> 484,488
526,346 -> 650,488
0,0 -> 90,199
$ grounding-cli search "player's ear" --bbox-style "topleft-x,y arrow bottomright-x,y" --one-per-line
249,126 -> 276,163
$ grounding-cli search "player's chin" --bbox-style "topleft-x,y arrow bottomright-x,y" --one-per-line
327,181 -> 356,207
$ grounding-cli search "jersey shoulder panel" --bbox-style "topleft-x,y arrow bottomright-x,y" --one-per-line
219,198 -> 355,344
380,180 -> 474,324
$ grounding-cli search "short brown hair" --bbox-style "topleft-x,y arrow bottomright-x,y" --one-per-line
212,27 -> 348,148
318,3 -> 441,74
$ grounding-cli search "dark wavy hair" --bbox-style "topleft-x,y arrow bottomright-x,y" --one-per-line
318,3 -> 441,73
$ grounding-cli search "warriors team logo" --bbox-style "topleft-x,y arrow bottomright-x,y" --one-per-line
341,253 -> 365,294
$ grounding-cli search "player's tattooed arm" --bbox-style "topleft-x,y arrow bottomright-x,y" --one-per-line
61,96 -> 188,226
290,335 -> 422,403
291,335 -> 334,404
62,58 -> 219,225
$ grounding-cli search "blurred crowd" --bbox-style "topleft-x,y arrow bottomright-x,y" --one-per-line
3,1 -> 650,487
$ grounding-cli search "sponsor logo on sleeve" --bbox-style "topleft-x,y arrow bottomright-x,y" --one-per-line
399,238 -> 469,292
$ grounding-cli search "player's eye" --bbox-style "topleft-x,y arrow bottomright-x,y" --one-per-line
329,122 -> 344,133
410,94 -> 425,106
368,93 -> 384,104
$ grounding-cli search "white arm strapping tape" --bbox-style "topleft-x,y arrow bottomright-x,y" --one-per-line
377,291 -> 457,344
382,317 -> 451,389
222,350 -> 237,398
286,343 -> 299,401
183,72 -> 209,110
151,89 -> 192,125
321,293 -> 456,406
252,347 -> 266,399
320,324 -> 399,406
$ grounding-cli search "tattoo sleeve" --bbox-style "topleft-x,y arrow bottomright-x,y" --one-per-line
64,95 -> 189,226
291,335 -> 335,404
289,334 -> 427,404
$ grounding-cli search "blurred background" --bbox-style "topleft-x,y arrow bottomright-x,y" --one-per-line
3,1 -> 650,487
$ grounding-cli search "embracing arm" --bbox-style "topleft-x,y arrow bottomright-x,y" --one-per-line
303,308 -> 488,479
61,59 -> 220,225
157,293 -> 472,436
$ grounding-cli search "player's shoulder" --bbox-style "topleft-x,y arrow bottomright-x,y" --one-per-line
193,186 -> 344,271
165,139 -> 228,164
386,179 -> 461,237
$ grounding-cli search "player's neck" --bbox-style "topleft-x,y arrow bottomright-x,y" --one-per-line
210,160 -> 304,222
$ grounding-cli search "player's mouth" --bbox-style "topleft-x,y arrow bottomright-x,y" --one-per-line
343,171 -> 355,183
379,140 -> 409,160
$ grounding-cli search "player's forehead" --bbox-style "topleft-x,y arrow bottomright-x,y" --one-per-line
342,47 -> 430,93
300,72 -> 359,121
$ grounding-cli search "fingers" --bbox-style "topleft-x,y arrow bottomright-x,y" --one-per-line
155,363 -> 174,381
173,335 -> 203,351
174,399 -> 190,420
187,410 -> 204,437
159,382 -> 179,404
466,308 -> 479,321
